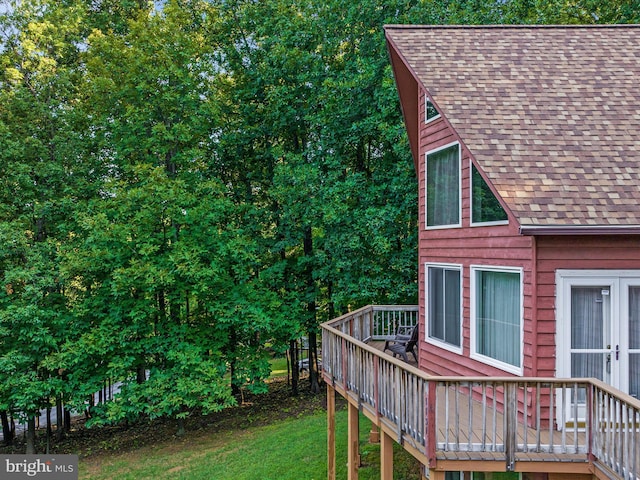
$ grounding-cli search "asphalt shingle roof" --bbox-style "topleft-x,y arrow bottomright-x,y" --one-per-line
385,25 -> 640,228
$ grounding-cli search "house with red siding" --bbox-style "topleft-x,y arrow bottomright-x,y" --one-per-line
322,25 -> 640,480
386,24 -> 640,397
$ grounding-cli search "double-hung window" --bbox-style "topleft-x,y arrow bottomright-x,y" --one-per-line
471,266 -> 523,374
426,264 -> 462,352
426,143 -> 461,228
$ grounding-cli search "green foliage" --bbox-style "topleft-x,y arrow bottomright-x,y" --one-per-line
1,0 -> 638,449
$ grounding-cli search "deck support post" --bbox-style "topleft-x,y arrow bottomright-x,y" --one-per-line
380,429 -> 394,480
327,384 -> 336,480
348,401 -> 360,480
369,424 -> 380,443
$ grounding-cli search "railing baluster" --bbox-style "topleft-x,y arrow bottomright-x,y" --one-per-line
615,396 -> 621,475
632,407 -> 637,480
631,410 -> 638,479
444,382 -> 450,450
624,403 -> 629,479
501,383 -> 507,455
607,393 -> 613,465
549,384 -> 554,454
536,383 -> 541,451
573,382 -> 579,453
468,382 -> 473,451
455,382 -> 460,449
561,383 -> 567,453
523,382 -> 528,453
506,382 -> 517,471
492,382 -> 497,452
481,383 -> 487,451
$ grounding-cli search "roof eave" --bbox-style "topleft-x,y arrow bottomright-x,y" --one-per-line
385,29 -> 420,173
520,225 -> 640,236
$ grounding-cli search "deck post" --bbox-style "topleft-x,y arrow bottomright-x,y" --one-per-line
429,470 -> 445,480
348,402 -> 360,480
327,384 -> 336,480
426,381 -> 437,468
369,424 -> 380,443
381,429 -> 393,480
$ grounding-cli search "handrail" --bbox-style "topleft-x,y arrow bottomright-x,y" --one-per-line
321,306 -> 640,479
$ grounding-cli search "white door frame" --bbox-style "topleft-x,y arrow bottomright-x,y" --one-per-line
556,269 -> 640,423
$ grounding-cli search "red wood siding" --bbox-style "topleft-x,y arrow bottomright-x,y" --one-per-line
416,88 -> 536,378
534,235 -> 640,377
415,87 -> 640,383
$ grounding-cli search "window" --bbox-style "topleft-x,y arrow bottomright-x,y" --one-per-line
426,143 -> 460,228
471,164 -> 508,225
427,264 -> 462,351
472,266 -> 523,373
425,95 -> 440,123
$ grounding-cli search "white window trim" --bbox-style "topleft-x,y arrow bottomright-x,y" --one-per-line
470,265 -> 524,376
425,262 -> 463,355
425,94 -> 441,124
469,159 -> 509,227
425,141 -> 462,230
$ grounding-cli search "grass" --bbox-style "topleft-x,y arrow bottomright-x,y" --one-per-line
269,356 -> 289,378
79,410 -> 422,480
73,360 -> 421,479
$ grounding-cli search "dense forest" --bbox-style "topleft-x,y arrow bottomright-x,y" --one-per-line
1,0 -> 638,454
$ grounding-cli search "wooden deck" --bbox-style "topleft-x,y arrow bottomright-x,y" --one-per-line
368,340 -> 592,468
323,305 -> 640,480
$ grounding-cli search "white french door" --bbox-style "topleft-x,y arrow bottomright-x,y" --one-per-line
622,279 -> 640,399
557,271 -> 640,423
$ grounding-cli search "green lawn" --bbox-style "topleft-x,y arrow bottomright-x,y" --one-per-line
269,356 -> 289,378
80,409 -> 421,480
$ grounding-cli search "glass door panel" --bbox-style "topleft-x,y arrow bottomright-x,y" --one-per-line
569,286 -> 611,416
628,286 -> 640,398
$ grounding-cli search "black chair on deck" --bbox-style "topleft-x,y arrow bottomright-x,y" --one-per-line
383,324 -> 418,363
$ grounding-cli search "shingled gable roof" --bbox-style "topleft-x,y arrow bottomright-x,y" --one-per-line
385,25 -> 640,234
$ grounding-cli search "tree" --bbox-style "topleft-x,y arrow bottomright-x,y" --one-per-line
0,0 -> 95,451
212,0 -> 422,394
55,0 -> 287,432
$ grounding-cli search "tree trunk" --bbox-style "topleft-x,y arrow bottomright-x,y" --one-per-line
176,417 -> 185,437
230,360 -> 241,398
136,364 -> 146,384
46,407 -> 52,454
1,411 -> 13,445
64,408 -> 71,432
285,348 -> 291,385
56,396 -> 64,441
308,330 -> 321,394
229,328 -> 241,398
289,339 -> 299,396
26,417 -> 36,454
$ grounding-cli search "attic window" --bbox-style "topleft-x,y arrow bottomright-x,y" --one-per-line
471,164 -> 508,225
425,95 -> 440,123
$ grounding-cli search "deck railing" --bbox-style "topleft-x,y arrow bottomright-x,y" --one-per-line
321,305 -> 640,479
